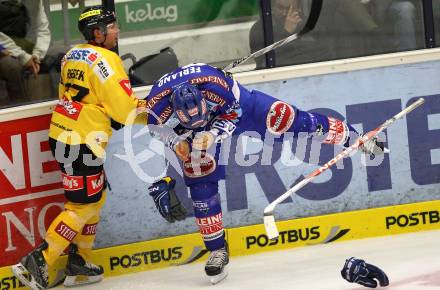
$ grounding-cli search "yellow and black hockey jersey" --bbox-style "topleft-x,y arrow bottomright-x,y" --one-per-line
49,43 -> 146,157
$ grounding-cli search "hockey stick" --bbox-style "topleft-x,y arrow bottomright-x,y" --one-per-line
224,0 -> 323,71
263,97 -> 425,240
171,247 -> 209,266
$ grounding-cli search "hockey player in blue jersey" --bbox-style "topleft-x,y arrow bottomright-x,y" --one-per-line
145,63 -> 385,284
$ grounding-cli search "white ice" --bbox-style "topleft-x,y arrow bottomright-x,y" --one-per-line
59,230 -> 440,290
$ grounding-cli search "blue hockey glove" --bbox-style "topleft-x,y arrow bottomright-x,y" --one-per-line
341,257 -> 389,288
148,177 -> 187,223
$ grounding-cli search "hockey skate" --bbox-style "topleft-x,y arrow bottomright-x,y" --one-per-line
205,245 -> 229,285
64,245 -> 103,287
11,242 -> 49,290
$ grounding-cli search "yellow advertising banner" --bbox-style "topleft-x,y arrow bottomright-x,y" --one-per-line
1,200 -> 439,288
228,199 -> 440,256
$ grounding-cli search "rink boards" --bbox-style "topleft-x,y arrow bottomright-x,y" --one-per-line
0,199 -> 439,288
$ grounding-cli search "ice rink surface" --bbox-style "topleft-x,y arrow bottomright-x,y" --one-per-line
61,230 -> 440,290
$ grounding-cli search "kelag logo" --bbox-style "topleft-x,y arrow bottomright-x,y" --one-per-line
110,247 -> 182,270
385,211 -> 439,229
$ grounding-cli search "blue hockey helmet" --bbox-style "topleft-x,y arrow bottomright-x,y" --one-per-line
171,84 -> 208,129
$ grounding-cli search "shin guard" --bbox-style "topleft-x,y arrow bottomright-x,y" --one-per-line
190,183 -> 225,251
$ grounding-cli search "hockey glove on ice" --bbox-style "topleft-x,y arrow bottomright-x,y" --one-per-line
341,257 -> 389,288
148,177 -> 187,223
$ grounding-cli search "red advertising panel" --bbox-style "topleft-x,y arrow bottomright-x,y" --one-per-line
0,114 -> 65,266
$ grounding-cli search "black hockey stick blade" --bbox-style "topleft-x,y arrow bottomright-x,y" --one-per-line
224,0 -> 323,71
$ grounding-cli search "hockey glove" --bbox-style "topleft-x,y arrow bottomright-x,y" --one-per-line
148,177 -> 187,223
341,257 -> 389,288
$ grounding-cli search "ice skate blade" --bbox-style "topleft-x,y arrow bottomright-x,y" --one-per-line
63,274 -> 103,287
11,263 -> 45,290
209,270 -> 228,285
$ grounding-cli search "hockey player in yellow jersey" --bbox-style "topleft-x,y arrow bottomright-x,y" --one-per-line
11,6 -> 150,290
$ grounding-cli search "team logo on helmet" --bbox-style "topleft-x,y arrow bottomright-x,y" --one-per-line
79,9 -> 102,21
176,110 -> 190,123
188,107 -> 199,117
